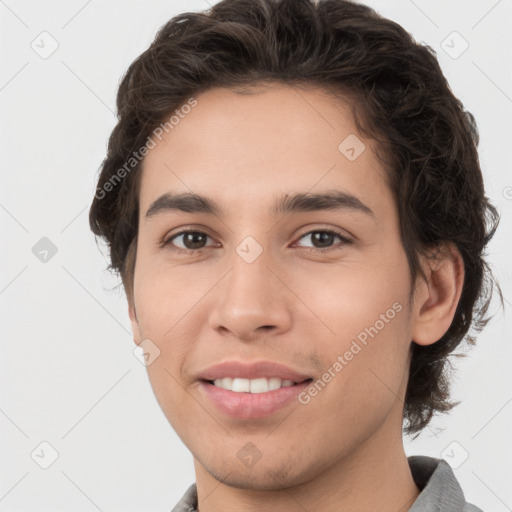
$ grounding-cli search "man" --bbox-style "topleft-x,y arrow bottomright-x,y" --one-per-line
89,0 -> 500,510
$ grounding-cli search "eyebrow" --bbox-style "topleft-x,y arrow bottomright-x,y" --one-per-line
145,190 -> 375,219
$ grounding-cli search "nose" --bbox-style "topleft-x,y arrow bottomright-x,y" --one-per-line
208,248 -> 293,342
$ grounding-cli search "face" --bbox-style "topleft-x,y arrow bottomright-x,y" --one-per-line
129,84 -> 418,490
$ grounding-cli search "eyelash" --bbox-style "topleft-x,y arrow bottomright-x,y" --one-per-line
160,228 -> 352,255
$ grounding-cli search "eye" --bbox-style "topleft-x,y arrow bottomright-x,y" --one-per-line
161,228 -> 352,254
293,229 -> 352,252
162,230 -> 217,252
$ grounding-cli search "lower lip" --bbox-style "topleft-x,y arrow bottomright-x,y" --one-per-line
199,380 -> 312,419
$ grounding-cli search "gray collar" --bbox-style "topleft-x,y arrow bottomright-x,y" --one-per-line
408,455 -> 481,511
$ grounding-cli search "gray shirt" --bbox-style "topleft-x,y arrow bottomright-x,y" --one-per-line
171,456 -> 483,511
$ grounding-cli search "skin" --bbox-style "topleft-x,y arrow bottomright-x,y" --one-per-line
128,84 -> 464,512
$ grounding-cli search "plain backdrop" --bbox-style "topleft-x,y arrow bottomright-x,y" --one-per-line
1,0 -> 511,510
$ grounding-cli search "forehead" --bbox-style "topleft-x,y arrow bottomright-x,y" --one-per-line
139,84 -> 392,221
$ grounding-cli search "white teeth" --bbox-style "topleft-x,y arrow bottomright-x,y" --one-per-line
232,378 -> 250,392
268,377 -> 282,391
249,377 -> 268,393
222,377 -> 233,389
212,377 -> 298,393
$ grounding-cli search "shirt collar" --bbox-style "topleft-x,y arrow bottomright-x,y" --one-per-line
408,455 -> 470,511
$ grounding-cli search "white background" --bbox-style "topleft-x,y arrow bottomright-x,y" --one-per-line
1,0 -> 511,510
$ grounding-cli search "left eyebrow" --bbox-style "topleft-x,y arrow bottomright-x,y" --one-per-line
145,190 -> 375,219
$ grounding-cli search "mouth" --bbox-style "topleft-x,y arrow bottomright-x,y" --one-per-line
199,377 -> 314,419
196,360 -> 315,419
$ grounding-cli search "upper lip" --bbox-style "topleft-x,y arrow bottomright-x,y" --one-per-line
197,360 -> 312,382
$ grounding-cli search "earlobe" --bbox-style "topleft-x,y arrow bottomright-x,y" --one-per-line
411,243 -> 465,346
128,301 -> 143,346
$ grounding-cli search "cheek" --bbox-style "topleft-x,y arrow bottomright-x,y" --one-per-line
294,249 -> 412,407
133,247 -> 205,339
291,251 -> 410,346
131,254 -> 200,404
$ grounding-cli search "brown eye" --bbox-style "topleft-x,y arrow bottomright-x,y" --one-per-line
164,230 -> 213,251
295,230 -> 352,251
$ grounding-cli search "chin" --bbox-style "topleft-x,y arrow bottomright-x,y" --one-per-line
197,449 -> 317,491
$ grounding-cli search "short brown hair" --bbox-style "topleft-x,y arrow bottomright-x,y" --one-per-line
89,0 -> 502,436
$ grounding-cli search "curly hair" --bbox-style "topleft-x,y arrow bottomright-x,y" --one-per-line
89,0 -> 501,436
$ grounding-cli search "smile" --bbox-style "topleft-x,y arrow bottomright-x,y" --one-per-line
200,378 -> 313,419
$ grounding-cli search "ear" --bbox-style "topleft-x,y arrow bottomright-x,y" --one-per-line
128,300 -> 143,346
411,242 -> 465,346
